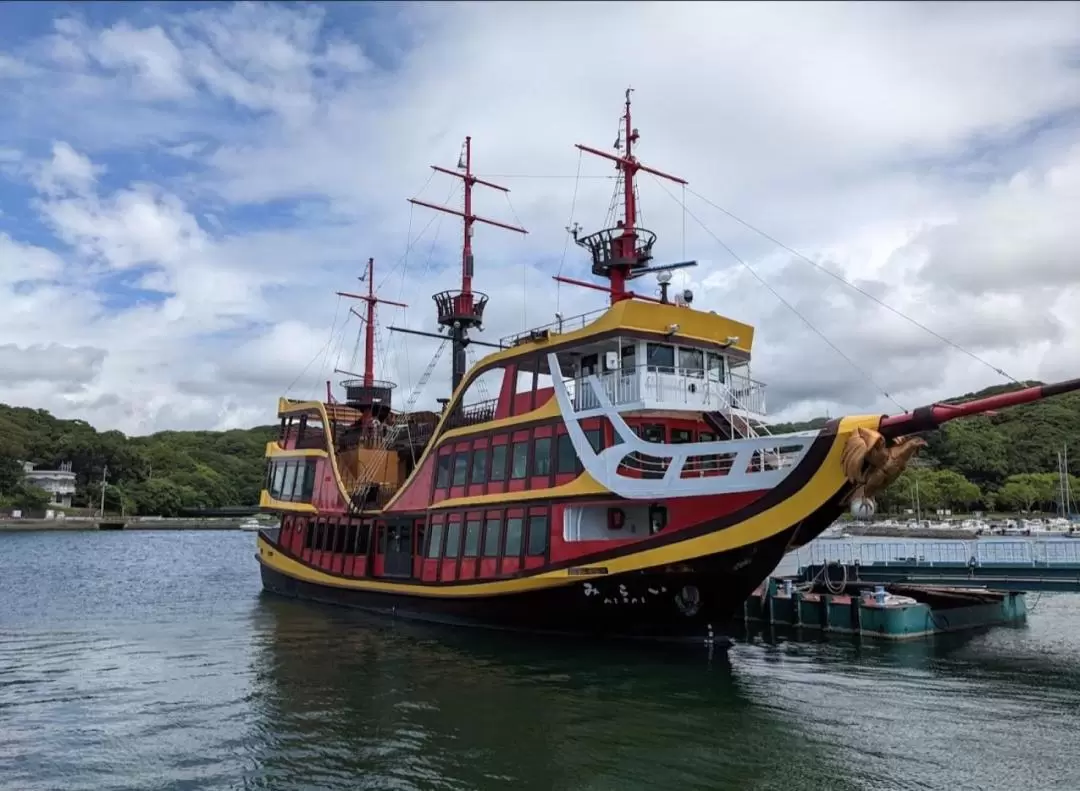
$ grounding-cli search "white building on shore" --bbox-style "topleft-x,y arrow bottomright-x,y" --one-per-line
22,461 -> 77,507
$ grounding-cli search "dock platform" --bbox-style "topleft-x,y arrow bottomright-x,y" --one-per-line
798,539 -> 1080,592
741,577 -> 1026,640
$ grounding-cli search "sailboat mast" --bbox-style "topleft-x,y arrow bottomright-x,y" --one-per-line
408,139 -> 527,395
566,89 -> 691,305
335,258 -> 408,413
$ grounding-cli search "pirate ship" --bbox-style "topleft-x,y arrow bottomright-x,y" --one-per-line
256,91 -> 1080,639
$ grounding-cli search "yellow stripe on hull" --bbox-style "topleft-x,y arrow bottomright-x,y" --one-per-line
257,414 -> 878,598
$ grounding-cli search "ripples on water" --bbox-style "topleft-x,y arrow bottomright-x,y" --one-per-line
2,530 -> 1080,791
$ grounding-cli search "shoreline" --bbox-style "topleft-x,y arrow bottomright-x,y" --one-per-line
0,518 -> 266,532
837,525 -> 1077,540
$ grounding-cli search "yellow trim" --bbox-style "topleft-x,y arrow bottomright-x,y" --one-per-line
430,471 -> 607,510
437,398 -> 561,442
259,489 -> 317,514
264,442 -> 328,459
258,414 -> 880,597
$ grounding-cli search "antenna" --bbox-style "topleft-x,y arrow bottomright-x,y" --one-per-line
563,89 -> 694,304
406,137 -> 528,394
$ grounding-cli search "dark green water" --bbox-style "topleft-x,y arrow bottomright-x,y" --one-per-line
2,531 -> 1080,791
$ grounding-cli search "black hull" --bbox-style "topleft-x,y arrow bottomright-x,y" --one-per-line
259,495 -> 843,641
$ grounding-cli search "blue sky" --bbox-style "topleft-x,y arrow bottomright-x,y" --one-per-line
1,1 -> 1079,434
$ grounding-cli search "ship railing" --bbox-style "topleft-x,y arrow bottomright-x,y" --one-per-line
500,307 -> 609,347
444,397 -> 499,430
565,363 -> 767,417
805,539 -> 1080,568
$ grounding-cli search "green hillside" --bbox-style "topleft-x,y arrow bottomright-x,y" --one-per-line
0,403 -> 277,517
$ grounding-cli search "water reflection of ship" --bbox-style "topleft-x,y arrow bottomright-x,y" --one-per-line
247,596 -> 864,791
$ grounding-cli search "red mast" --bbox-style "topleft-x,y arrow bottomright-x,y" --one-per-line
569,88 -> 689,304
408,137 -> 527,393
336,258 -> 408,416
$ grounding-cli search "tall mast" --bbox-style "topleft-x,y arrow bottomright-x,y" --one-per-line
336,258 -> 408,420
570,88 -> 691,304
408,138 -> 527,394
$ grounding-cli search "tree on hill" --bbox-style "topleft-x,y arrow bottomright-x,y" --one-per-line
0,403 -> 277,517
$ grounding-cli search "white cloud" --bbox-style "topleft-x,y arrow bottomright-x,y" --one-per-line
0,1 -> 1078,434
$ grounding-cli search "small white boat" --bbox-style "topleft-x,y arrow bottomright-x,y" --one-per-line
239,517 -> 262,532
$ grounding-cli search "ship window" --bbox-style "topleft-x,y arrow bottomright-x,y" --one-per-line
483,518 -> 501,556
699,431 -> 716,442
707,352 -> 725,382
672,429 -> 693,444
300,460 -> 316,500
444,522 -> 463,558
510,441 -> 529,479
470,448 -> 488,484
426,524 -> 444,558
304,519 -> 315,549
646,343 -> 675,371
621,342 -> 636,369
585,428 -> 603,453
489,445 -> 508,482
271,462 -> 286,499
281,463 -> 297,501
355,522 -> 371,554
527,514 -> 549,557
463,520 -> 481,557
643,424 -> 665,443
436,454 -> 451,488
556,433 -> 577,474
679,347 -> 704,377
504,517 -> 524,556
333,521 -> 349,553
533,437 -> 552,476
581,353 -> 599,376
451,454 -> 469,486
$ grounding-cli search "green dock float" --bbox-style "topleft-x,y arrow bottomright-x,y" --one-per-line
741,577 -> 1026,640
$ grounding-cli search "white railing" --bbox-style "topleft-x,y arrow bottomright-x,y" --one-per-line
805,539 -> 1080,568
727,370 -> 766,416
568,364 -> 767,417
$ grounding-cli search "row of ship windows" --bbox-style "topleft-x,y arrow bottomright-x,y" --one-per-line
433,424 -> 721,490
267,458 -> 317,502
434,429 -> 603,489
298,513 -> 548,561
425,514 -> 548,559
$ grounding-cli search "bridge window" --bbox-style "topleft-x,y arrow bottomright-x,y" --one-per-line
444,521 -> 463,559
504,517 -> 524,556
621,342 -> 636,369
707,352 -> 725,382
490,445 -> 508,482
646,343 -> 675,372
483,517 -> 501,556
556,433 -> 577,474
527,514 -> 548,557
533,437 -> 552,476
464,519 -> 481,557
470,448 -> 488,484
679,348 -> 704,378
672,429 -> 693,444
451,453 -> 469,486
436,454 -> 451,488
510,441 -> 529,479
426,524 -> 444,558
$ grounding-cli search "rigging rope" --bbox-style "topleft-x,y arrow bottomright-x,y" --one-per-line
556,149 -> 585,316
683,186 -> 1022,386
501,190 -> 531,331
648,173 -> 906,412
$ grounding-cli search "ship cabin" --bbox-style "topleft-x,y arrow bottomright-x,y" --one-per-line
259,298 -> 791,585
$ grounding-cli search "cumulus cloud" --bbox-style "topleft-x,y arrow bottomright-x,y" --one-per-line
0,1 -> 1078,433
